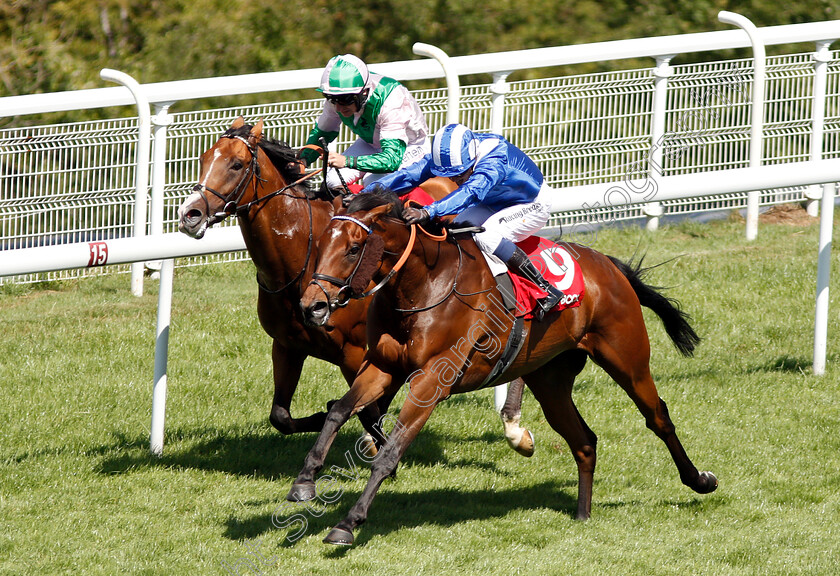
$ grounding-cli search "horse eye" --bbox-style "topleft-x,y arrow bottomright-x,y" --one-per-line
348,244 -> 361,257
232,161 -> 244,171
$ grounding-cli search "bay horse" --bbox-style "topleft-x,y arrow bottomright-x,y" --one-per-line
292,189 -> 718,546
177,118 -> 533,454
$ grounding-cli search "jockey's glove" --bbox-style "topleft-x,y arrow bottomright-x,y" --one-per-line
404,207 -> 430,225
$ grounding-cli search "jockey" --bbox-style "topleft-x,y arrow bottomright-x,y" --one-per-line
300,54 -> 430,192
361,123 -> 564,318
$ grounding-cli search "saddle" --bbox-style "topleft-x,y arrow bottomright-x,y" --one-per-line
499,236 -> 585,319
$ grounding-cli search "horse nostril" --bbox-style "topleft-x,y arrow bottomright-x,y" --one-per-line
310,300 -> 329,316
185,209 -> 204,224
303,300 -> 330,326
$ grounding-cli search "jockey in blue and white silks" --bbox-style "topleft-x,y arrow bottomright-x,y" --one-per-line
360,123 -> 564,318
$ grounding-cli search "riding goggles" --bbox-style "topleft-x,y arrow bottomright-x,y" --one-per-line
325,93 -> 358,106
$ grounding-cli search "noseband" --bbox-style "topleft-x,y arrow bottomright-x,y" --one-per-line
309,215 -> 417,308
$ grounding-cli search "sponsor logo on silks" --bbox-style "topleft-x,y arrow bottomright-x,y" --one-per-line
498,203 -> 543,224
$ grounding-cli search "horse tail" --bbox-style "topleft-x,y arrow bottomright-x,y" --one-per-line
607,255 -> 701,357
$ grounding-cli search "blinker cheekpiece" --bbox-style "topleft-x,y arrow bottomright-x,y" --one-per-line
349,233 -> 384,295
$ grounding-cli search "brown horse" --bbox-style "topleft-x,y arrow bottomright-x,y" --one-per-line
177,118 -> 533,453
293,189 -> 717,545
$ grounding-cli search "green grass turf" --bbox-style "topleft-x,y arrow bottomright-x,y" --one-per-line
2,211 -> 839,575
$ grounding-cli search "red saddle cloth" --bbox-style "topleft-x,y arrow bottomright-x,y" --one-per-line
346,183 -> 435,206
506,236 -> 585,318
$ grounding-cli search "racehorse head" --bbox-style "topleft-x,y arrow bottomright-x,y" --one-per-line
178,116 -> 304,239
300,190 -> 406,326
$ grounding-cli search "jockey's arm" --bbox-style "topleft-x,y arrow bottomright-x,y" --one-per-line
300,126 -> 339,166
360,154 -> 435,194
346,138 -> 406,173
426,155 -> 507,219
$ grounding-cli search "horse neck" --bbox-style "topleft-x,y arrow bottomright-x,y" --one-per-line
379,223 -> 463,305
237,159 -> 332,292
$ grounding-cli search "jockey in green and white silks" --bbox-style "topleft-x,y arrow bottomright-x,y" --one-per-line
300,54 -> 430,191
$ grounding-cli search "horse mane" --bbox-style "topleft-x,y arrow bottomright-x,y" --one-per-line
222,124 -> 307,187
345,188 -> 404,219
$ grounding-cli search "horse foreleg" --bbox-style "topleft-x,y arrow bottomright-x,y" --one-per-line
499,378 -> 534,457
323,375 -> 443,546
287,360 -> 395,503
340,364 -> 389,454
268,342 -> 326,434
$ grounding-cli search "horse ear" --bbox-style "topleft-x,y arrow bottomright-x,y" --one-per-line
231,116 -> 245,129
361,204 -> 394,227
249,119 -> 264,144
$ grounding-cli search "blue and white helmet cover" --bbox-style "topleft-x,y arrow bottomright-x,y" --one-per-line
431,123 -> 479,177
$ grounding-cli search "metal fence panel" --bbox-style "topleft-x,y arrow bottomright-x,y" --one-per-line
2,48 -> 839,284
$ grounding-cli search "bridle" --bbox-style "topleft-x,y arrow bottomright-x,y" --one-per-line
308,214 -> 484,313
309,215 -> 417,309
192,136 -> 323,225
191,136 -> 260,226
191,134 -> 325,294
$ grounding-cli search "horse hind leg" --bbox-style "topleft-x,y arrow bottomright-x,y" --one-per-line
524,350 -> 597,520
500,378 -> 535,457
590,334 -> 718,495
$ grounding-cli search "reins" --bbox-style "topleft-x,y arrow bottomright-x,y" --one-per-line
360,222 -> 416,299
229,143 -> 324,216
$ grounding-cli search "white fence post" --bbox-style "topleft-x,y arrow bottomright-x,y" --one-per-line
147,102 -> 175,277
644,55 -> 674,231
490,70 -> 512,413
812,181 -> 836,376
490,71 -> 511,134
810,40 -> 837,376
413,43 -> 460,124
718,12 -> 766,241
806,41 -> 835,217
100,69 -> 152,296
150,257 -> 175,456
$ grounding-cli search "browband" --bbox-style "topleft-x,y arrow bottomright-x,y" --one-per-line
331,215 -> 372,235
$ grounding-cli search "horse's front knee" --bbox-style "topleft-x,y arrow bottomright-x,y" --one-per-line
369,441 -> 402,479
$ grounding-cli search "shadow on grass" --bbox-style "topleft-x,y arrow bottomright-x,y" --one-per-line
223,479 -> 580,544
223,480 -> 729,547
95,422 -> 514,481
748,354 -> 813,374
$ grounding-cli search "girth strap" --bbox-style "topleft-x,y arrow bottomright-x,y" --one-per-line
477,316 -> 527,390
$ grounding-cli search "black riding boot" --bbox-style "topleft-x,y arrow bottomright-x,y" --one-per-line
507,247 -> 565,320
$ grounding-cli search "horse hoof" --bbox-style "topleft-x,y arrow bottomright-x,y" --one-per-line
514,429 -> 535,458
286,482 -> 317,502
323,527 -> 355,546
696,471 -> 719,494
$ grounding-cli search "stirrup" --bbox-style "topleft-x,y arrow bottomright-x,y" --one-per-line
534,287 -> 564,321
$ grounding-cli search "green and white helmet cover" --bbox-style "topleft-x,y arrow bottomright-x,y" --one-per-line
318,54 -> 369,95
